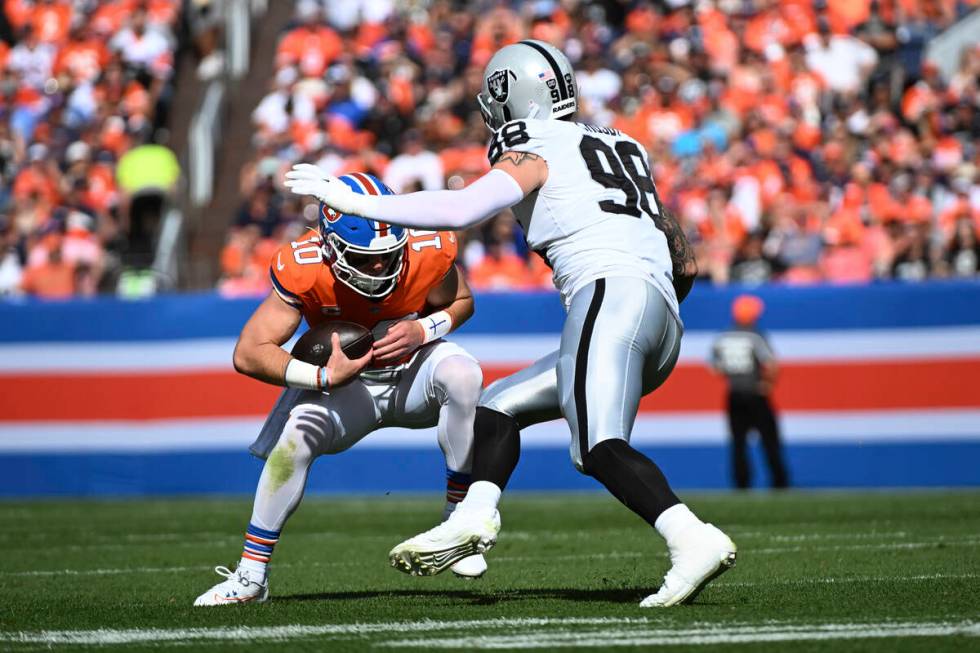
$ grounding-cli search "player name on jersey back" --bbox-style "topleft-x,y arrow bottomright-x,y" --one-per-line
489,118 -> 679,318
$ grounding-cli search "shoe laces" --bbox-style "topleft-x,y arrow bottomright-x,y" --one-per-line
214,565 -> 255,588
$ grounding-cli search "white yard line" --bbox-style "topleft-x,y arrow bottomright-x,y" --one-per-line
2,559 -> 370,578
732,531 -> 911,542
5,565 -> 210,577
0,528 -> 929,553
380,622 -> 980,649
0,618 -> 645,646
752,538 -> 980,555
717,572 -> 979,588
1,619 -> 976,647
6,536 -> 979,577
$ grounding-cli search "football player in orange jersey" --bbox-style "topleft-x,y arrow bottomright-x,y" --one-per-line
194,173 -> 485,606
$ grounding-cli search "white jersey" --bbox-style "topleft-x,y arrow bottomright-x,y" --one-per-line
489,118 -> 679,319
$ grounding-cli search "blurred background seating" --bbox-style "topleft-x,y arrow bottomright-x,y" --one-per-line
0,0 -> 978,300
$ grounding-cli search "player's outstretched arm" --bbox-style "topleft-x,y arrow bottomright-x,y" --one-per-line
372,266 -> 474,364
283,163 -> 528,231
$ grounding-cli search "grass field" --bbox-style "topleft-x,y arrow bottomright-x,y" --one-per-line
2,490 -> 978,651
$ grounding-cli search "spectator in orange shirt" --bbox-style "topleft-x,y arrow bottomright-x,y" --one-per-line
743,4 -> 796,55
820,222 -> 873,283
468,241 -> 533,291
20,238 -> 75,299
54,23 -> 110,84
470,6 -> 523,68
218,224 -> 273,297
527,252 -> 555,290
13,144 -> 61,206
30,0 -> 73,45
467,212 -> 532,291
5,0 -> 34,31
276,2 -> 343,79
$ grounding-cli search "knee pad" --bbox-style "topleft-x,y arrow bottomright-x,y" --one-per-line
434,355 -> 484,405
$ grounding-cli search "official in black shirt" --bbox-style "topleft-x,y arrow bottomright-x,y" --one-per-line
710,295 -> 789,489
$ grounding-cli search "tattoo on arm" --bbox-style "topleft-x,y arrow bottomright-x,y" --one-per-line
494,151 -> 542,167
652,206 -> 697,301
652,207 -> 696,277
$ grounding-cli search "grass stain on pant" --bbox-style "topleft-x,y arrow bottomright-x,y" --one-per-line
266,439 -> 298,493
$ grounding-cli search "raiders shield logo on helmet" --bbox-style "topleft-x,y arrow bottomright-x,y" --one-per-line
487,69 -> 511,103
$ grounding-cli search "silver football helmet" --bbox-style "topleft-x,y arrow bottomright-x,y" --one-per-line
477,39 -> 578,131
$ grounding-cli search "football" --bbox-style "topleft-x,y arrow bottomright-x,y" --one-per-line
290,320 -> 373,365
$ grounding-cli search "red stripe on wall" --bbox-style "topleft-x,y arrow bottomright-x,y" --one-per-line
0,358 -> 976,421
0,372 -> 281,421
484,358 -> 978,413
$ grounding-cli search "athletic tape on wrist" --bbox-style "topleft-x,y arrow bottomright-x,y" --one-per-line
285,359 -> 327,391
417,310 -> 453,344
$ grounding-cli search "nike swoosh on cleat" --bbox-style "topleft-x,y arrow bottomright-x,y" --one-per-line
427,546 -> 471,570
214,593 -> 259,604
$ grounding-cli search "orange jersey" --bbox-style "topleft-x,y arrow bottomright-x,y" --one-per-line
269,229 -> 458,337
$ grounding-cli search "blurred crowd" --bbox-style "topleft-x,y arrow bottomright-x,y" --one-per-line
0,0 -> 181,299
1,0 -> 975,300
221,0 -> 980,297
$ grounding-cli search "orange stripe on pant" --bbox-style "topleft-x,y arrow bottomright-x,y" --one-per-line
0,358 -> 977,421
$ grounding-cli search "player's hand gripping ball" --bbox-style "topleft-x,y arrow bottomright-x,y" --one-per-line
291,321 -> 374,366
373,320 -> 426,365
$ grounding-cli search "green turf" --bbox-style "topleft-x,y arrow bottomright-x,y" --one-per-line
2,491 -> 979,651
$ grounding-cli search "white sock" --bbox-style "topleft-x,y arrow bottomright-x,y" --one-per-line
238,556 -> 268,583
654,504 -> 703,546
457,481 -> 501,513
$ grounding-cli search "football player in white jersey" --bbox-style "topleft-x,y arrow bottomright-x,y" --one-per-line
285,39 -> 737,607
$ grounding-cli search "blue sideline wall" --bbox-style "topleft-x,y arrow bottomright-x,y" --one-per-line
1,280 -> 979,497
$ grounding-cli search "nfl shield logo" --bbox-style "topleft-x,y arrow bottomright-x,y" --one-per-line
487,69 -> 511,103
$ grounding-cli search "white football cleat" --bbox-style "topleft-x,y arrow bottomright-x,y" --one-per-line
640,523 -> 737,608
389,508 -> 500,577
450,554 -> 488,579
193,565 -> 269,606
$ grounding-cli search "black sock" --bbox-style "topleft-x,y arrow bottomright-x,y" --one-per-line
470,407 -> 521,490
582,439 -> 680,528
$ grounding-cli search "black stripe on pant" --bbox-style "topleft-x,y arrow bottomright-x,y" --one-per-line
574,278 -> 606,458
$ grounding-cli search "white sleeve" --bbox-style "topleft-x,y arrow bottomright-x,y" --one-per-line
371,169 -> 524,230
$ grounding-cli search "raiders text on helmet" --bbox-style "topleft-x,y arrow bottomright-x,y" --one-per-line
477,39 -> 578,130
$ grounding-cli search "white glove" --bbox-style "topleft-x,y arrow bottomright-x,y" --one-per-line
283,163 -> 378,217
